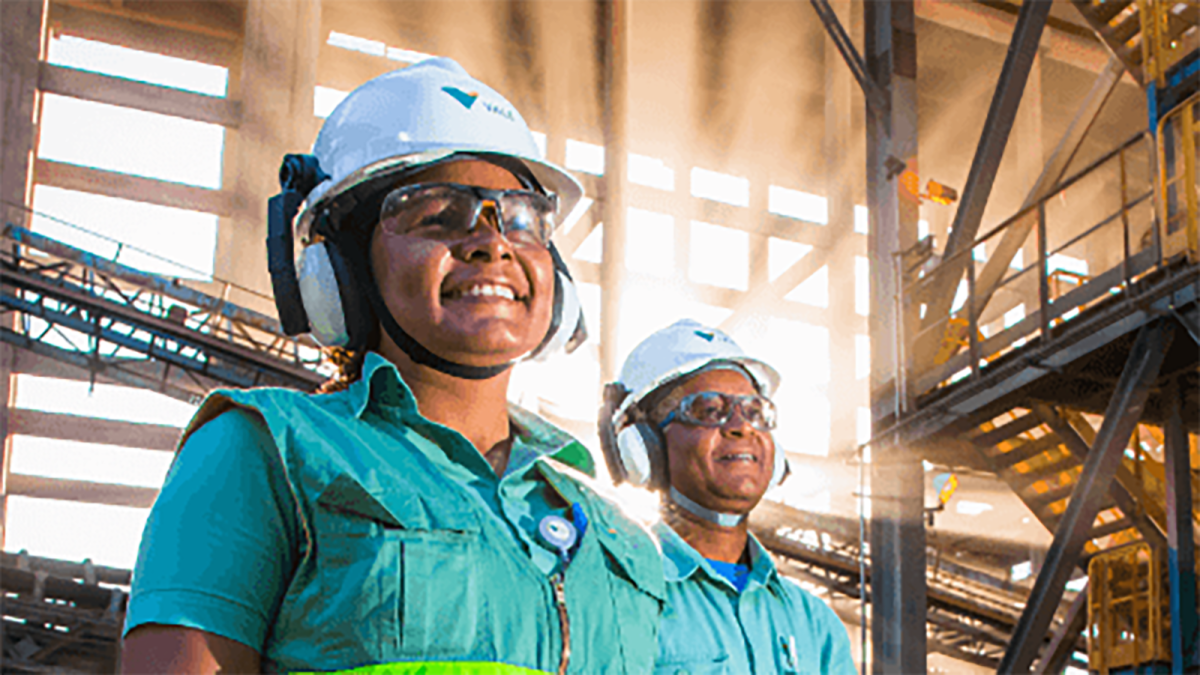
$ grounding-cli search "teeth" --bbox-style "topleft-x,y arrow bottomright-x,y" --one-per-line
461,284 -> 516,300
723,453 -> 756,462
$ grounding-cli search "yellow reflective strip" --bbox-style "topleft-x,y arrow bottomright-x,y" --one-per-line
306,662 -> 553,675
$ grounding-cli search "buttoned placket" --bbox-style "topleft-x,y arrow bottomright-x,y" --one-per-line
367,382 -> 579,672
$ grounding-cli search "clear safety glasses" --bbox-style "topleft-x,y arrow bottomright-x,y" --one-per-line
659,391 -> 778,432
379,182 -> 557,248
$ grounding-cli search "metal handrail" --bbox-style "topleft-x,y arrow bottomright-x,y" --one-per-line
903,130 -> 1160,393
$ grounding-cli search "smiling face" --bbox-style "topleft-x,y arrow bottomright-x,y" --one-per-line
661,368 -> 776,515
369,159 -> 555,368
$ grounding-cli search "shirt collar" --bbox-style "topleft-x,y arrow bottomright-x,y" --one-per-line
656,521 -> 781,592
346,352 -> 596,477
347,351 -> 419,419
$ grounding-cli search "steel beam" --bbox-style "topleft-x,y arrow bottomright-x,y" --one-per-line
914,0 -> 1052,370
1034,403 -> 1168,550
1164,376 -> 1199,671
999,319 -> 1176,673
967,56 -> 1126,326
808,0 -> 888,118
1031,585 -> 1088,675
599,0 -> 629,382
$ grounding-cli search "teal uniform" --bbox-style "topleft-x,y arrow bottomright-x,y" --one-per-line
654,523 -> 855,675
126,352 -> 663,674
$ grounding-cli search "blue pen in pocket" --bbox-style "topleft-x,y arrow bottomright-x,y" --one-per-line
779,634 -> 799,673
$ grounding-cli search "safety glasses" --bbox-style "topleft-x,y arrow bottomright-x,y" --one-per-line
379,182 -> 557,248
659,391 -> 777,432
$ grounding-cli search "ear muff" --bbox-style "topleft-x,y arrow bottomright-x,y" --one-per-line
769,448 -> 790,490
615,423 -> 668,489
599,383 -> 664,489
295,230 -> 375,350
296,242 -> 347,346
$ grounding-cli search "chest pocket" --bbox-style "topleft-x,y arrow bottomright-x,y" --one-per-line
592,526 -> 666,674
653,658 -> 734,675
315,474 -> 482,661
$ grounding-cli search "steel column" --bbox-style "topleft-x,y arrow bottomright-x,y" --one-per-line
1164,376 -> 1199,671
0,0 -> 45,553
0,0 -> 44,232
217,0 -> 320,301
914,0 -> 1052,369
999,320 -> 1176,673
823,0 -> 860,458
1031,584 -> 1088,675
599,0 -> 629,383
1035,403 -> 1168,550
865,0 -> 925,671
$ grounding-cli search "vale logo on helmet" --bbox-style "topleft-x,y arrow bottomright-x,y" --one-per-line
442,86 -> 516,122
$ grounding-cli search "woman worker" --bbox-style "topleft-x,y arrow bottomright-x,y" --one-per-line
121,58 -> 663,674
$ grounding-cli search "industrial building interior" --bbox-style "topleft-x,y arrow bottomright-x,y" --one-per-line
0,0 -> 1196,672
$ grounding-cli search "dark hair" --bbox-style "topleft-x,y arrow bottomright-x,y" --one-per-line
316,324 -> 381,394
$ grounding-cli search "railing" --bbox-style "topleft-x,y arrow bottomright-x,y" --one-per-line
1139,0 -> 1200,86
0,223 -> 326,401
904,132 -> 1162,396
1159,91 -> 1199,261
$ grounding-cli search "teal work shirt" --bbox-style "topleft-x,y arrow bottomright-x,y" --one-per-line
126,352 -> 663,674
654,523 -> 855,675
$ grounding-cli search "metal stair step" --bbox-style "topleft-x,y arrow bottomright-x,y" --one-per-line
1089,517 -> 1136,541
990,434 -> 1064,470
1077,0 -> 1138,26
1108,10 -> 1143,45
972,413 -> 1042,449
1010,456 -> 1081,487
1026,482 -> 1077,510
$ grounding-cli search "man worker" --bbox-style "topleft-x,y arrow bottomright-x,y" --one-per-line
601,319 -> 856,674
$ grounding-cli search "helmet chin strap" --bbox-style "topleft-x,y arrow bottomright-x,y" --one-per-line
668,486 -> 746,528
365,279 -> 513,380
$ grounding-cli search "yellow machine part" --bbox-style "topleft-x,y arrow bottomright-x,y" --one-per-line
1088,543 -> 1172,673
1158,92 -> 1199,263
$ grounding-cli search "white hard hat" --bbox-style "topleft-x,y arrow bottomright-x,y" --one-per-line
600,319 -> 788,499
270,57 -> 587,373
296,57 -> 583,239
614,319 -> 780,425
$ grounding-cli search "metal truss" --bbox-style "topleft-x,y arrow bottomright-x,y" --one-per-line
1,552 -> 128,674
750,501 -> 1089,671
0,224 -> 324,402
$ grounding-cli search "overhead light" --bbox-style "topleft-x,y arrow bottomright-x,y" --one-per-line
923,180 -> 958,206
